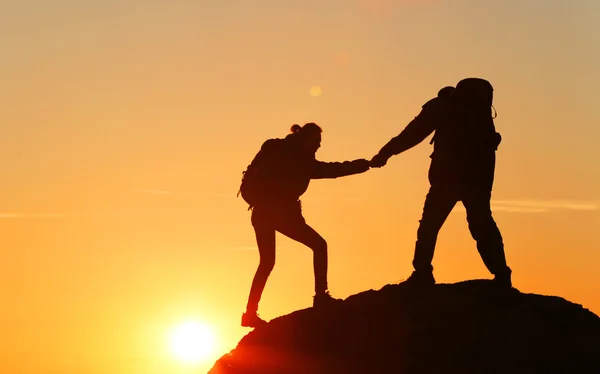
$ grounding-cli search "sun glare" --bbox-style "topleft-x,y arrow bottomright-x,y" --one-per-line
168,320 -> 216,366
309,85 -> 322,97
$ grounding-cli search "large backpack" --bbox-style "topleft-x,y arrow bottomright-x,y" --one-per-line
237,139 -> 279,210
455,77 -> 495,110
238,150 -> 264,211
432,78 -> 500,153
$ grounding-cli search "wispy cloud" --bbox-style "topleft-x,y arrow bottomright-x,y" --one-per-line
29,213 -> 67,218
491,199 -> 598,213
452,199 -> 598,213
0,213 -> 66,219
490,205 -> 550,213
0,213 -> 23,219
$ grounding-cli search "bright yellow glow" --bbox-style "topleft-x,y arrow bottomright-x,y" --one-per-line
168,320 -> 215,366
309,85 -> 322,97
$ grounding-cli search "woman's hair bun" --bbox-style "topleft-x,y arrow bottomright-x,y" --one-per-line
290,124 -> 302,133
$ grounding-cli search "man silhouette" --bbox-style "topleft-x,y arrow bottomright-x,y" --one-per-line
370,78 -> 512,288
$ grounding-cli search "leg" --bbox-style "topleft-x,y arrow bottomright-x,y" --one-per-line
276,219 -> 328,295
245,225 -> 276,314
462,189 -> 511,279
412,186 -> 457,273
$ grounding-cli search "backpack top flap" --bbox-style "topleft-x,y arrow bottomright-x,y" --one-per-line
455,77 -> 494,108
432,80 -> 498,155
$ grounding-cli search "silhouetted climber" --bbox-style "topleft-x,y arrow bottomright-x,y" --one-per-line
370,78 -> 512,288
238,123 -> 370,327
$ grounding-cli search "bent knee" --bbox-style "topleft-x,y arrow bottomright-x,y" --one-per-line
258,258 -> 275,272
311,237 -> 327,253
468,216 -> 498,236
467,214 -> 496,227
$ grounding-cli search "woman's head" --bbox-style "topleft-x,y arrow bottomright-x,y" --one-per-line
437,86 -> 455,99
290,122 -> 322,153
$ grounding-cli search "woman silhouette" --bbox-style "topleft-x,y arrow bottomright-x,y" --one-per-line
240,123 -> 370,327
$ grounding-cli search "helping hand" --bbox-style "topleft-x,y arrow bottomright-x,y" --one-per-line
355,159 -> 371,172
369,154 -> 388,168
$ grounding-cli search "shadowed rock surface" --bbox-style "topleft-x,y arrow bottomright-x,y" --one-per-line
209,280 -> 600,374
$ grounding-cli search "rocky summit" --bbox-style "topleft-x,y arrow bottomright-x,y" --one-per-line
209,280 -> 600,374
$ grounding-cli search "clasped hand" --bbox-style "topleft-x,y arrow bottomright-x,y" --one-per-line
369,153 -> 388,168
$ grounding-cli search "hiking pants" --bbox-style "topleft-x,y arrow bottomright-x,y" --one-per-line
246,201 -> 328,313
412,185 -> 511,276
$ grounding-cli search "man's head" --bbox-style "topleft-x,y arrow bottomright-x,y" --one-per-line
290,122 -> 322,153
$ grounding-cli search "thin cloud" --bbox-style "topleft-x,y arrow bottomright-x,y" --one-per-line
492,200 -> 598,212
0,213 -> 24,218
453,199 -> 599,214
0,213 -> 66,219
29,213 -> 67,218
490,205 -> 549,213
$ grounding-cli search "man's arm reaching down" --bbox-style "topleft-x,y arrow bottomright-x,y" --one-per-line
370,100 -> 443,167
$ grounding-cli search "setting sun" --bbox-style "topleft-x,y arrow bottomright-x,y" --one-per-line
168,320 -> 216,366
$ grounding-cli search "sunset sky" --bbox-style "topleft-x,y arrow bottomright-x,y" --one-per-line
1,1 -> 599,373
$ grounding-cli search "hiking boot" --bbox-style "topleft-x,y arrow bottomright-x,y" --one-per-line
241,311 -> 268,328
402,271 -> 436,287
313,291 -> 342,308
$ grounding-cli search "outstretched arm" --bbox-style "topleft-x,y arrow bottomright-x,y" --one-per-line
312,159 -> 370,179
371,101 -> 439,167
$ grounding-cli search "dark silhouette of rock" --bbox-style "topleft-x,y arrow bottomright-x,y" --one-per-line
208,280 -> 600,374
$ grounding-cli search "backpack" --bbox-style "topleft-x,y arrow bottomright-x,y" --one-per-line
455,77 -> 495,109
237,139 -> 279,210
431,78 -> 500,152
237,151 -> 263,211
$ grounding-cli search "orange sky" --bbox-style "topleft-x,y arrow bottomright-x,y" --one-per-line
1,1 -> 599,373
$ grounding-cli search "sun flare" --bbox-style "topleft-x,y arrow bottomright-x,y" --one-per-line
309,85 -> 322,97
168,320 -> 216,366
